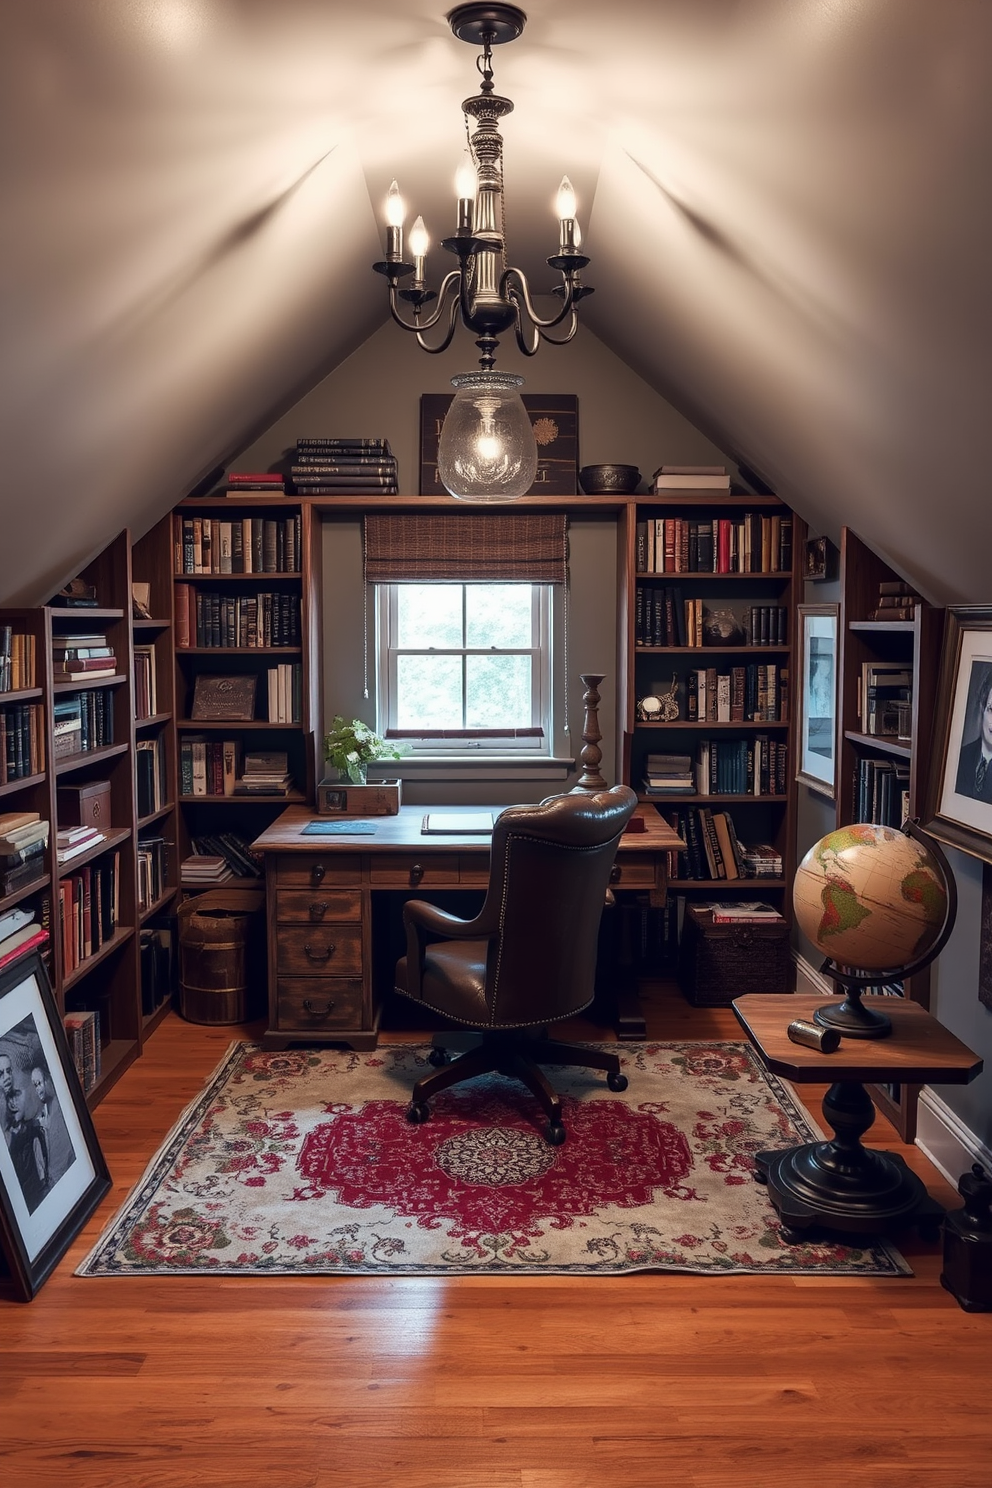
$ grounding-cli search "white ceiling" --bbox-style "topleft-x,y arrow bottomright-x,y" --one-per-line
2,0 -> 990,604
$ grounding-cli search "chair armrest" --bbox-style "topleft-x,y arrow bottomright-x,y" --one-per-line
401,899 -> 493,1002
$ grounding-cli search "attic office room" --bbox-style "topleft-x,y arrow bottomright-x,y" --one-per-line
2,0 -> 992,1481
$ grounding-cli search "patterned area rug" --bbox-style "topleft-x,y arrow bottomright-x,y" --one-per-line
78,1041 -> 910,1277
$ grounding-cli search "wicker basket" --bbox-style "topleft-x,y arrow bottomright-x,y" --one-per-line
678,904 -> 792,1006
178,889 -> 265,1024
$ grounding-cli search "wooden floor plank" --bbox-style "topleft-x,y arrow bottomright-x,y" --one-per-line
1,983 -> 986,1488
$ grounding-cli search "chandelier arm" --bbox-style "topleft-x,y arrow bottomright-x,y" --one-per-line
415,289 -> 463,355
536,314 -> 580,347
386,272 -> 462,335
501,266 -> 575,331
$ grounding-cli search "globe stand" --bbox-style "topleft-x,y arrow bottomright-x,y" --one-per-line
813,971 -> 893,1040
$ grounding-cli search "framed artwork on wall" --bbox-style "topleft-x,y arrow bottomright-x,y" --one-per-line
796,603 -> 839,799
0,952 -> 111,1300
925,605 -> 992,864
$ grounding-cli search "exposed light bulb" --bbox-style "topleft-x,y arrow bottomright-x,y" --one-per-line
555,175 -> 576,222
408,215 -> 430,259
384,180 -> 405,227
455,157 -> 477,201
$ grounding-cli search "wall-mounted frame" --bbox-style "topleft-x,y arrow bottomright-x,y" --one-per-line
0,952 -> 111,1300
796,603 -> 839,799
804,535 -> 838,582
925,605 -> 992,864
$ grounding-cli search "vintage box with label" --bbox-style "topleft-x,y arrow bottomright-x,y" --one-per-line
316,778 -> 402,816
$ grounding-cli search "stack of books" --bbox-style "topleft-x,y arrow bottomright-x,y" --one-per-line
0,627 -> 37,691
180,854 -> 234,886
225,471 -> 285,495
56,824 -> 106,865
704,901 -> 784,924
0,812 -> 49,895
187,832 -> 263,880
739,842 -> 783,878
652,465 -> 731,492
51,634 -> 117,681
0,903 -> 49,971
642,753 -> 694,796
290,437 -> 398,494
233,750 -> 294,796
63,1009 -> 101,1093
869,579 -> 920,621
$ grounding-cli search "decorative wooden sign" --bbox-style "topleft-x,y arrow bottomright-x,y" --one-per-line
419,393 -> 578,496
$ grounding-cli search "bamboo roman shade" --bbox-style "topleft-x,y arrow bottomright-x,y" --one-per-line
363,513 -> 568,584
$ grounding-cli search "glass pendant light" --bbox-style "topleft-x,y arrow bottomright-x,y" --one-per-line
437,372 -> 538,502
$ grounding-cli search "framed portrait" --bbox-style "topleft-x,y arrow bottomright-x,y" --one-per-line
803,535 -> 838,582
0,953 -> 111,1300
796,603 -> 839,799
925,606 -> 992,864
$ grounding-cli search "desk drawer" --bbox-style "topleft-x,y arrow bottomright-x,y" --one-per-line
276,888 -> 362,924
276,854 -> 362,887
610,858 -> 658,888
276,978 -> 364,1030
276,926 -> 363,977
458,853 -> 490,886
369,852 -> 460,888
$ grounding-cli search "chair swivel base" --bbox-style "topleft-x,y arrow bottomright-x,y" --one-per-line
406,1031 -> 628,1146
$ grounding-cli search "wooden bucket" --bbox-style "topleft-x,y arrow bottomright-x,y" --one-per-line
178,889 -> 265,1025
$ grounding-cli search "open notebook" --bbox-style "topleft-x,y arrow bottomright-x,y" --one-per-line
421,812 -> 495,835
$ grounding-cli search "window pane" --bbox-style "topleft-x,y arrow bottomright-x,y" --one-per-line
466,655 -> 532,728
465,584 -> 532,648
396,655 -> 463,729
396,586 -> 463,648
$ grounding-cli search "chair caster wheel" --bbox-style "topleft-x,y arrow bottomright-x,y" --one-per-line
545,1122 -> 567,1146
407,1101 -> 431,1124
753,1169 -> 768,1185
779,1225 -> 806,1246
606,1071 -> 628,1092
428,1047 -> 449,1067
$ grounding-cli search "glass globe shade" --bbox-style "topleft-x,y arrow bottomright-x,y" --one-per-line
437,373 -> 538,502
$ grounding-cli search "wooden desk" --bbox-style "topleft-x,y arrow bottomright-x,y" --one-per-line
733,993 -> 983,1240
252,803 -> 682,1050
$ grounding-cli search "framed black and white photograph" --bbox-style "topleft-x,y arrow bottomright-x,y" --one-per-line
925,605 -> 992,864
0,952 -> 111,1300
796,603 -> 839,799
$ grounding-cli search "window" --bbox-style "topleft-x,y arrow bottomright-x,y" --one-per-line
376,582 -> 552,754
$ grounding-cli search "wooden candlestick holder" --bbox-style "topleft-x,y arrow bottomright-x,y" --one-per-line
573,672 -> 608,793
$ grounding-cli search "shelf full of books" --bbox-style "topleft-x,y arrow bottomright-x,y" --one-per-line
624,492 -> 804,960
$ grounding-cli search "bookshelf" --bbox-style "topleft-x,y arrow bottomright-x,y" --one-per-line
836,526 -> 945,1141
172,497 -> 323,891
620,493 -> 805,966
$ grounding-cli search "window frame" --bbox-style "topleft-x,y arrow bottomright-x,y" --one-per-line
375,581 -> 553,757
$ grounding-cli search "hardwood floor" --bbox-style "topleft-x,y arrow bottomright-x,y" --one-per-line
3,983 -> 990,1488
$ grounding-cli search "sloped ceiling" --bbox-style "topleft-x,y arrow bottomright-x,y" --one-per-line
2,0 -> 990,605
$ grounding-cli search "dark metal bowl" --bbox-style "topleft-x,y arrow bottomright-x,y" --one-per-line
578,463 -> 641,494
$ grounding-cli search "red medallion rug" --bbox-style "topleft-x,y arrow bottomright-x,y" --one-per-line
78,1041 -> 910,1277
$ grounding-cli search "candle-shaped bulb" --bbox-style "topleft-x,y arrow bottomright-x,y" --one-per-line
455,158 -> 477,202
384,180 -> 405,228
408,215 -> 430,259
556,175 -> 577,222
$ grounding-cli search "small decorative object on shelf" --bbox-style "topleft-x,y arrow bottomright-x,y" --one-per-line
578,464 -> 640,495
52,578 -> 98,608
322,716 -> 405,786
317,779 -> 402,816
940,1163 -> 992,1313
191,675 -> 257,722
637,676 -> 679,723
803,535 -> 838,582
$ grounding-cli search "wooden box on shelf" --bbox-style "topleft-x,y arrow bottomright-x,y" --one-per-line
57,779 -> 112,830
316,778 -> 401,816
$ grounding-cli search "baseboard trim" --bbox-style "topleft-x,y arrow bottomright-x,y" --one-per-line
793,954 -> 990,1185
916,1088 -> 992,1190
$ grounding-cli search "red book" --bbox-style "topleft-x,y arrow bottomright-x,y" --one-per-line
717,519 -> 732,573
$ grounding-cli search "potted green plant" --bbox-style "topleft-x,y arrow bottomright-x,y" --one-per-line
322,716 -> 404,785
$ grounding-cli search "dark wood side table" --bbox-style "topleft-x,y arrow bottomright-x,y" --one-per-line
733,994 -> 983,1241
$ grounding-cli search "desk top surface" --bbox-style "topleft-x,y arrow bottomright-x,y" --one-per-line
733,993 -> 983,1085
252,803 -> 683,855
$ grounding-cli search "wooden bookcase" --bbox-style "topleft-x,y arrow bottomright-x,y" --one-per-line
836,526 -> 945,1141
618,494 -> 805,952
171,497 -> 323,891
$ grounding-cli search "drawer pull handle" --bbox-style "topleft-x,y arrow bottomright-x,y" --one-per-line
308,900 -> 329,921
304,942 -> 336,962
303,998 -> 335,1017
410,863 -> 425,886
610,864 -> 621,884
311,864 -> 325,885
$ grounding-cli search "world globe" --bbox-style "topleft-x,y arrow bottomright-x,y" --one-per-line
793,823 -> 950,975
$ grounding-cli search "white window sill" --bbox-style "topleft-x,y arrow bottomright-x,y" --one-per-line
368,756 -> 576,784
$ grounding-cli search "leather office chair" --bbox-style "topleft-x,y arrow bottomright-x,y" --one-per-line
393,785 -> 638,1145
